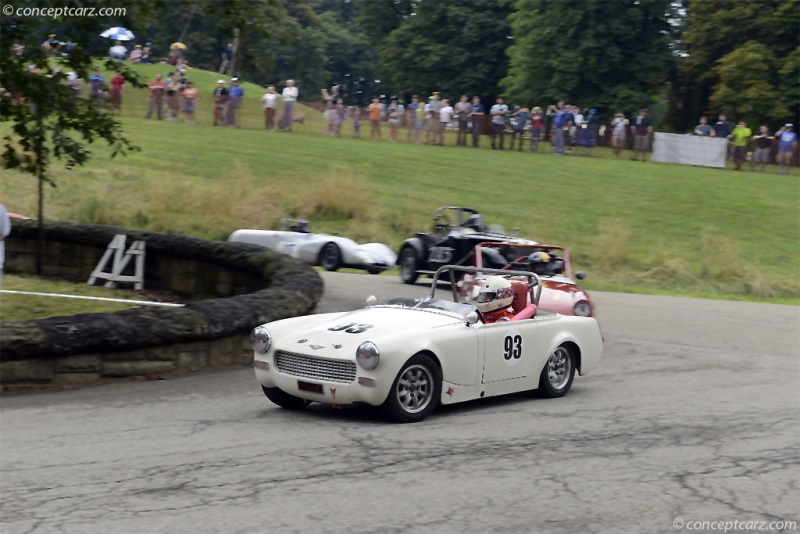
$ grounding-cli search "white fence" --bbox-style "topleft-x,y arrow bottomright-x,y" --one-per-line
652,133 -> 728,169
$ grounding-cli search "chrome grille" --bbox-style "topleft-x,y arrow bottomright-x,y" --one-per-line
275,351 -> 356,383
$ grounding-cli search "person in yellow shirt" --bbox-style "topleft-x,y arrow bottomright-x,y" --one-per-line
731,120 -> 752,171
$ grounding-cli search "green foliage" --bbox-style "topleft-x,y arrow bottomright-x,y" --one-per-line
710,41 -> 786,127
377,0 -> 512,100
355,0 -> 417,46
503,0 -> 677,116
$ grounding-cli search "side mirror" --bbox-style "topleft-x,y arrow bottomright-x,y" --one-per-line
365,295 -> 377,306
576,271 -> 586,280
465,310 -> 480,325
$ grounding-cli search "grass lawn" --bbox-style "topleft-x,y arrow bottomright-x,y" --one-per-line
1,275 -> 152,321
2,65 -> 798,304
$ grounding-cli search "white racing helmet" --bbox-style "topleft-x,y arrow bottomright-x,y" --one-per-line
475,276 -> 514,314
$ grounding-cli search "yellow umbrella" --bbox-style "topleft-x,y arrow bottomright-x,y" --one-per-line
170,42 -> 187,50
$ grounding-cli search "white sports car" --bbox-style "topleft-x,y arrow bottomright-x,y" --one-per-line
228,219 -> 396,273
251,265 -> 604,423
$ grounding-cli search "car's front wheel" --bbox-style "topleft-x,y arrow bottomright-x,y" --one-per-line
399,247 -> 419,284
262,386 -> 309,410
319,242 -> 342,271
381,353 -> 442,423
537,345 -> 576,398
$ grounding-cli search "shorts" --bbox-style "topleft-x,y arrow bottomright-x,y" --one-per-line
612,135 -> 626,148
388,119 -> 399,127
530,127 -> 542,139
754,147 -> 770,163
778,151 -> 792,164
182,99 -> 196,112
324,109 -> 338,124
733,146 -> 747,160
634,135 -> 649,150
416,121 -> 424,130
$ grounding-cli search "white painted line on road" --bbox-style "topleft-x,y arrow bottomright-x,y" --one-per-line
0,290 -> 185,307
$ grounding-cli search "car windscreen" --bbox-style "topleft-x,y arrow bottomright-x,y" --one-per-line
371,298 -> 477,319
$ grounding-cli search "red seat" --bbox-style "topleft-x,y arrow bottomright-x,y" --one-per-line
509,282 -> 529,314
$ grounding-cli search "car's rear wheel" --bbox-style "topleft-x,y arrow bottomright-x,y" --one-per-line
537,345 -> 575,398
367,268 -> 381,275
381,353 -> 441,423
399,247 -> 419,284
319,242 -> 342,271
262,386 -> 309,410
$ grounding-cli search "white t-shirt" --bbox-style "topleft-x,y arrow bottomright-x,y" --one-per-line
281,86 -> 298,101
439,106 -> 454,123
262,93 -> 278,109
573,113 -> 584,126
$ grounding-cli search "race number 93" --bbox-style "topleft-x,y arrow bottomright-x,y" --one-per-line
504,334 -> 523,360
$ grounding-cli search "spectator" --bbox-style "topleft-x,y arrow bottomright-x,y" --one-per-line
213,80 -> 228,126
570,106 -> 584,151
415,100 -> 426,144
0,203 -> 9,290
130,44 -> 143,63
279,80 -> 298,131
490,97 -> 508,150
586,108 -> 601,137
405,95 -> 418,143
336,99 -> 347,136
108,40 -> 127,60
226,77 -> 244,127
470,96 -> 485,148
630,108 -> 652,161
66,71 -> 82,100
775,123 -> 797,175
182,80 -> 198,123
529,106 -> 544,152
368,96 -> 382,139
438,99 -> 453,146
610,111 -> 629,157
751,125 -> 774,172
387,97 -> 403,142
694,116 -> 714,136
427,93 -> 442,144
141,43 -> 152,64
549,101 -> 568,154
575,123 -> 597,155
322,85 -> 340,136
511,107 -> 529,151
165,72 -> 181,121
42,34 -> 60,56
351,106 -> 362,138
455,95 -> 470,146
145,74 -> 165,120
88,68 -> 105,103
731,120 -> 752,171
219,43 -> 234,75
714,113 -> 733,139
262,86 -> 277,130
109,72 -> 125,114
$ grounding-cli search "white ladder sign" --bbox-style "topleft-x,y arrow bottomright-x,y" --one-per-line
88,234 -> 146,290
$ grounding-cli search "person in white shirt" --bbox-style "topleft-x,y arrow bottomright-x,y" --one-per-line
280,80 -> 298,132
490,97 -> 509,150
438,99 -> 454,146
0,203 -> 10,290
108,40 -> 127,60
262,86 -> 278,130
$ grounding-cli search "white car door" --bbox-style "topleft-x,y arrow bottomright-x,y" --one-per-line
480,321 -> 536,383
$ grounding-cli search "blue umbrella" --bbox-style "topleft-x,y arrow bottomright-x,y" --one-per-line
100,27 -> 135,41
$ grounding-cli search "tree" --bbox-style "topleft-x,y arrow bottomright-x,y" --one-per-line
710,41 -> 786,127
377,0 -> 513,102
503,0 -> 678,117
0,1 -> 155,273
673,0 -> 800,129
355,0 -> 417,46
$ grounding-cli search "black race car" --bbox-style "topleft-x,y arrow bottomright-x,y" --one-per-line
397,206 -> 536,284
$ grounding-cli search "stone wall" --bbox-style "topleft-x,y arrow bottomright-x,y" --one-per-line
0,220 -> 324,392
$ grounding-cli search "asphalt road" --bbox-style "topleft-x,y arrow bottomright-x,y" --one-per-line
2,272 -> 798,534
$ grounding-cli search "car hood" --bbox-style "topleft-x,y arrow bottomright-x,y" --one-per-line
272,307 -> 463,356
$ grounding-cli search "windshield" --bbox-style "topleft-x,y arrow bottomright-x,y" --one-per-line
370,297 -> 477,319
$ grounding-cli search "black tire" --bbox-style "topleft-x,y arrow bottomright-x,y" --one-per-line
367,268 -> 381,275
399,246 -> 419,285
381,353 -> 442,423
537,345 -> 576,398
262,386 -> 309,410
319,242 -> 342,271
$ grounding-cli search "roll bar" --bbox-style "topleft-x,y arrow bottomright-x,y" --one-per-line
429,265 -> 543,307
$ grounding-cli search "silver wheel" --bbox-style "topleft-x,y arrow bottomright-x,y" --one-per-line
547,346 -> 572,390
395,364 -> 434,414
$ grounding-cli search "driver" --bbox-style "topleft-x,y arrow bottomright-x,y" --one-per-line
464,213 -> 485,233
528,252 -> 552,276
475,276 -> 515,323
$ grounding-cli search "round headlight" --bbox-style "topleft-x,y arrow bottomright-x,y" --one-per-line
573,300 -> 592,317
356,341 -> 380,370
250,326 -> 272,354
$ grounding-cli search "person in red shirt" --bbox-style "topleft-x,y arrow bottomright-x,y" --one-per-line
529,106 -> 544,152
109,73 -> 125,114
146,74 -> 165,120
